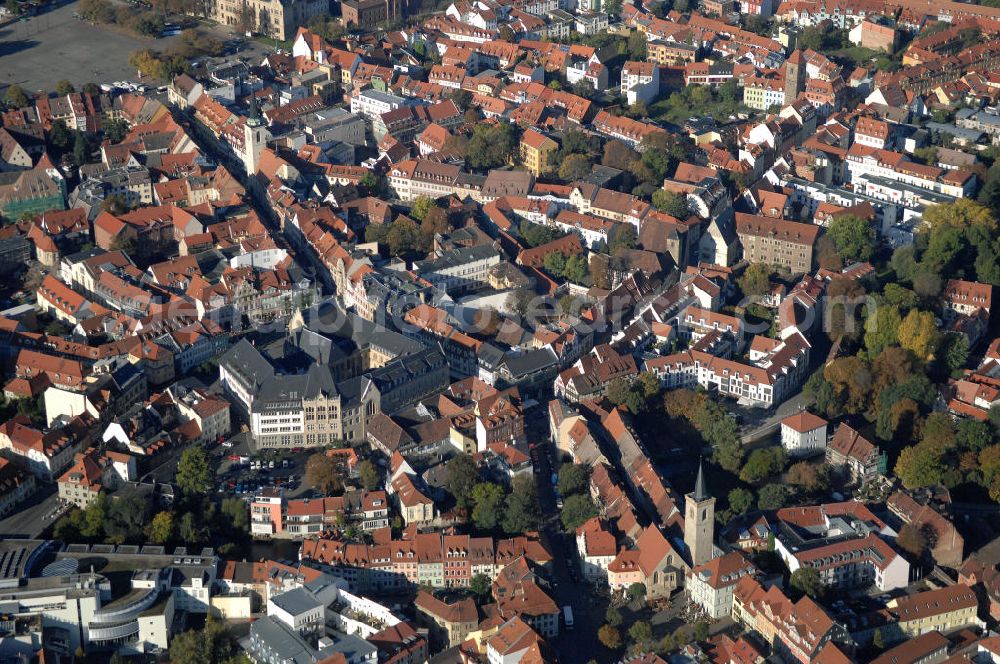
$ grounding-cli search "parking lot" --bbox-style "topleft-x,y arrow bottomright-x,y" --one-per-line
0,0 -> 274,94
0,1 -> 177,93
212,437 -> 317,502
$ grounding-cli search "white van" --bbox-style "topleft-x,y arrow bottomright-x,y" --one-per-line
562,605 -> 574,630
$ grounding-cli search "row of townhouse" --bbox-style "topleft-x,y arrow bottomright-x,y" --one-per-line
732,575 -> 853,663
298,531 -> 552,594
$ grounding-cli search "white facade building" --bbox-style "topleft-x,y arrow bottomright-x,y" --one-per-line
780,411 -> 828,456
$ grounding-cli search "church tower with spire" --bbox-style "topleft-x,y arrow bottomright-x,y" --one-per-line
242,90 -> 271,176
684,460 -> 716,567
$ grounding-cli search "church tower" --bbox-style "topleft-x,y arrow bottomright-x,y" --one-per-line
242,91 -> 271,176
784,49 -> 805,105
684,460 -> 716,567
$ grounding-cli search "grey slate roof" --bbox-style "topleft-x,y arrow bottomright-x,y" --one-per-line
504,347 -> 558,379
270,587 -> 322,617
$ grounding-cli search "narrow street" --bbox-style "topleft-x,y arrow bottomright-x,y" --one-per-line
530,421 -> 612,663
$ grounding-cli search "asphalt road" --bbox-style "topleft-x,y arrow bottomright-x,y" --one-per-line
738,385 -> 813,447
0,485 -> 67,538
530,428 -> 614,663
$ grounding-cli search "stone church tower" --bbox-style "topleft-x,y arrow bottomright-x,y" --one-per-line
684,460 -> 716,567
784,49 -> 806,105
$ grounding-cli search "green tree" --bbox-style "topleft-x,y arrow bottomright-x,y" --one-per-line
693,621 -> 710,642
360,171 -> 386,196
466,122 -> 517,170
757,483 -> 787,510
561,493 -> 597,530
48,119 -> 73,153
103,119 -> 130,144
864,305 -> 902,357
921,225 -> 963,276
606,377 -> 632,407
168,615 -> 240,664
386,217 -> 426,258
358,459 -> 380,491
957,419 -> 992,452
563,255 -> 589,283
651,189 -> 689,217
55,80 -> 75,95
913,271 -> 943,299
80,492 -> 110,539
105,494 -> 151,543
82,494 -> 108,539
560,128 -> 601,158
506,288 -> 536,318
543,251 -> 567,276
220,497 -> 249,533
608,223 -> 637,254
728,487 -> 754,515
178,511 -> 206,545
626,30 -> 647,59
891,244 -> 918,281
921,411 -> 957,451
894,444 -> 944,489
472,482 -> 506,530
73,131 -> 90,165
409,195 -> 435,222
557,464 -> 589,496
826,215 -> 875,262
503,475 -> 540,534
790,567 -> 824,599
470,573 -> 492,601
520,220 -> 564,247
627,582 -> 647,599
629,620 -> 653,644
738,263 -> 773,298
176,447 -> 211,497
446,453 -> 481,509
5,85 -> 28,109
54,508 -> 84,541
148,511 -> 175,544
739,447 -> 786,485
605,606 -> 623,626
